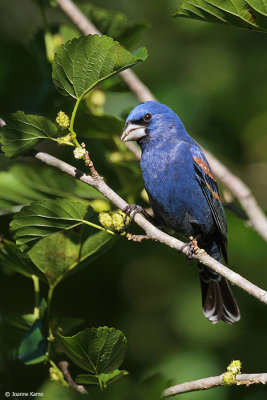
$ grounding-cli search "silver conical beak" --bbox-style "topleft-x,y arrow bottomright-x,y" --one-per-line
121,122 -> 147,142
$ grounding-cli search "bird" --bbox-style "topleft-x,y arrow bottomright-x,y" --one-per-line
121,101 -> 240,324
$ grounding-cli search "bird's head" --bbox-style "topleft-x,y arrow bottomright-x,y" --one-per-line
121,101 -> 187,147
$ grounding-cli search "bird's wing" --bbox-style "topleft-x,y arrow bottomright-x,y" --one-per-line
190,146 -> 228,263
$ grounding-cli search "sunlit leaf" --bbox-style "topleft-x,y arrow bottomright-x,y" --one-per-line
0,112 -> 57,158
10,199 -> 89,251
174,0 -> 267,32
52,34 -> 147,99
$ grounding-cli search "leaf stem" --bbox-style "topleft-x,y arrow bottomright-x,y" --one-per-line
98,375 -> 104,391
82,219 -> 116,235
32,275 -> 40,320
69,98 -> 82,147
82,219 -> 127,237
47,285 -> 55,357
47,285 -> 54,321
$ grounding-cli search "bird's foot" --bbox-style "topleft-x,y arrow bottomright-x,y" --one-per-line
123,204 -> 146,224
180,236 -> 201,259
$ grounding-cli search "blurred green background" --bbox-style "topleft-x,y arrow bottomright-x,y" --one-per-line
0,0 -> 266,399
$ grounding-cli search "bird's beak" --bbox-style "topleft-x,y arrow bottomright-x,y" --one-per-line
121,122 -> 147,142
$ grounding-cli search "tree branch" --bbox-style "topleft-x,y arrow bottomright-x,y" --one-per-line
161,372 -> 267,398
54,0 -> 267,243
29,149 -> 267,305
204,150 -> 267,242
58,360 -> 87,394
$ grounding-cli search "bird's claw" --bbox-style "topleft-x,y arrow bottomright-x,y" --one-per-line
123,204 -> 144,224
180,236 -> 201,259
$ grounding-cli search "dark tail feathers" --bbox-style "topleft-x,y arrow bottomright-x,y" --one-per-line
198,264 -> 240,324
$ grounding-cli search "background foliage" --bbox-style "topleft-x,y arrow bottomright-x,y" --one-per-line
0,0 -> 266,399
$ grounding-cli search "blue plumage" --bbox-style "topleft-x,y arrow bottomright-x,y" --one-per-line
121,101 -> 240,324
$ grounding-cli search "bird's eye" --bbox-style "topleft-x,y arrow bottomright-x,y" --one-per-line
143,113 -> 152,122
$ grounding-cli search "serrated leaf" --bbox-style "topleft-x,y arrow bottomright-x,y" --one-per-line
52,34 -> 147,100
10,199 -> 89,252
18,319 -> 47,365
76,369 -> 128,387
175,0 -> 267,32
246,0 -> 267,16
55,327 -> 127,375
0,112 -> 58,158
0,240 -> 45,280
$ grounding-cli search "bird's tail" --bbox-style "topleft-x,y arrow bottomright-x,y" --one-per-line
198,263 -> 240,324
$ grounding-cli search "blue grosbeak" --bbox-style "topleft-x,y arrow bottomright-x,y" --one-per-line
121,101 -> 240,324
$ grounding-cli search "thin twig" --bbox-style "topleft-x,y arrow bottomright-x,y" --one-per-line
29,149 -> 267,305
162,372 -> 267,397
59,360 -> 88,394
54,0 -> 267,243
81,142 -> 100,179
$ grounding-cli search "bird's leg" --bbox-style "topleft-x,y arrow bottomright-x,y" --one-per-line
180,236 -> 203,259
123,204 -> 155,224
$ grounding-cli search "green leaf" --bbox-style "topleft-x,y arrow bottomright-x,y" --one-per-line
0,112 -> 58,158
174,0 -> 267,32
0,240 -> 45,280
82,4 -> 149,49
28,225 -> 115,287
76,369 -> 128,387
55,327 -> 127,375
52,34 -> 147,100
0,164 -> 104,215
75,374 -> 99,385
28,230 -> 81,286
246,0 -> 267,16
10,198 -> 89,252
18,319 -> 47,365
